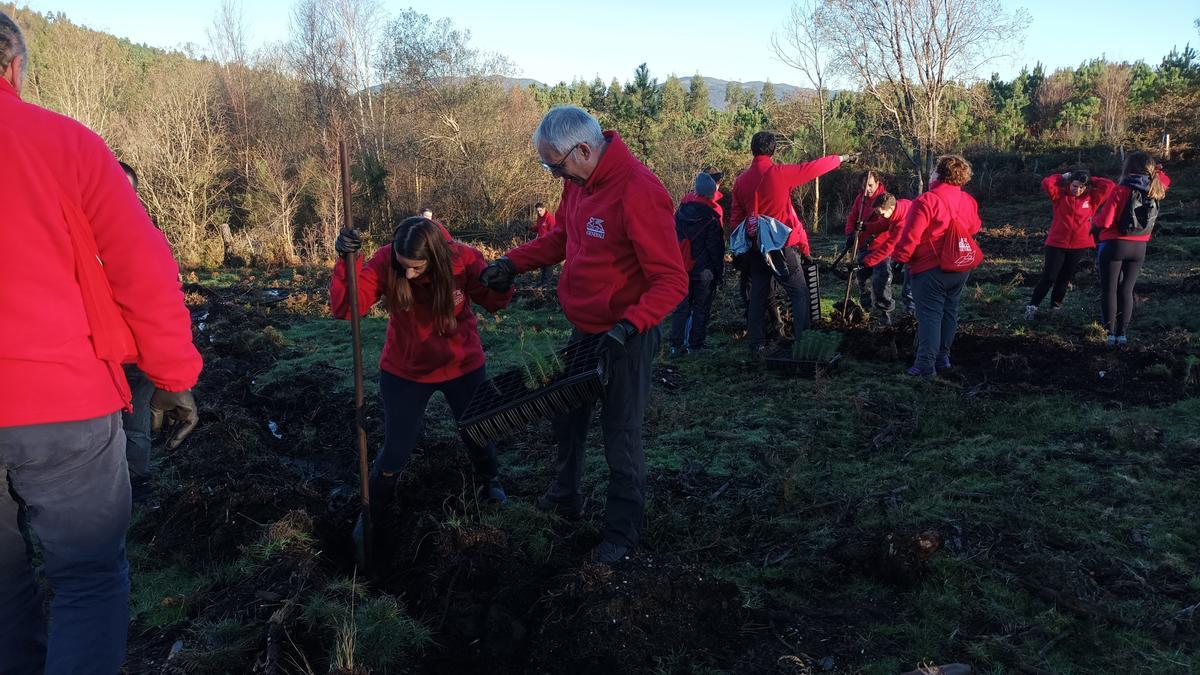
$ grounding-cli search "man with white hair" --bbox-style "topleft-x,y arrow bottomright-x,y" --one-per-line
1,12 -> 202,673
480,105 -> 687,564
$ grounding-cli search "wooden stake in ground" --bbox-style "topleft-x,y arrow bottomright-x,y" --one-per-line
339,138 -> 373,573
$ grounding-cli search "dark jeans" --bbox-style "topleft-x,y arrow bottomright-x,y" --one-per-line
1031,246 -> 1089,308
1,413 -> 131,675
122,366 -> 156,481
544,326 -> 659,549
1097,239 -> 1147,336
669,269 -> 716,349
376,368 -> 498,480
538,264 -> 558,287
856,251 -> 896,320
748,247 -> 810,349
910,268 -> 969,370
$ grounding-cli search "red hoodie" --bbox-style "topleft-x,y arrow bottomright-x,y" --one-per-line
844,182 -> 888,248
532,212 -> 557,238
505,131 -> 688,334
862,199 -> 914,267
1041,174 -> 1116,249
0,78 -> 202,427
730,154 -> 843,256
330,241 -> 512,383
1093,170 -> 1172,244
891,183 -> 982,275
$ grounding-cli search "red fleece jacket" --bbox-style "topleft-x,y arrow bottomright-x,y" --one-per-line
1042,174 -> 1116,249
505,131 -> 688,334
0,78 -> 202,427
329,241 -> 512,383
862,199 -> 914,266
532,212 -> 557,238
730,154 -> 843,255
891,183 -> 983,275
844,183 -> 888,248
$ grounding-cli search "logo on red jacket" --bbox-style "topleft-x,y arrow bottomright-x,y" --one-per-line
453,289 -> 465,307
585,217 -> 606,239
1081,200 -> 1090,209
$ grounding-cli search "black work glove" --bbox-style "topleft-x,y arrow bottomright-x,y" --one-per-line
600,320 -> 637,362
855,220 -> 866,232
480,257 -> 518,292
335,228 -> 362,255
843,233 -> 856,252
150,388 -> 199,450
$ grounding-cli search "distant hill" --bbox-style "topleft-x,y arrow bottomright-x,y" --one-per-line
497,75 -> 815,111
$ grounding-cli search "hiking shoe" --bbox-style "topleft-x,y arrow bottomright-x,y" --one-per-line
479,479 -> 508,505
536,494 -> 584,521
1116,335 -> 1128,347
906,365 -> 935,378
1106,335 -> 1118,348
131,478 -> 159,511
1023,304 -> 1038,321
589,541 -> 630,565
1050,303 -> 1064,313
935,355 -> 952,371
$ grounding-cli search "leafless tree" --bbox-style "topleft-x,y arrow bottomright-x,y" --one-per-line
820,0 -> 1029,189
1096,63 -> 1132,143
773,0 -> 832,231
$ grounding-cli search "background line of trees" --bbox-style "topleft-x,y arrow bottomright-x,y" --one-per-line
4,1 -> 1198,267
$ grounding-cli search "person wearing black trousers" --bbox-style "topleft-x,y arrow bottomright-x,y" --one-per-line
1091,152 -> 1170,346
331,217 -> 514,563
1024,169 -> 1115,320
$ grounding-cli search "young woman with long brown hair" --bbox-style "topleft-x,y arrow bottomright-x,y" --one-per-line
1091,152 -> 1171,346
330,216 -> 513,554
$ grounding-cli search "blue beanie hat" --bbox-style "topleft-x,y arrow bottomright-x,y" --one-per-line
694,171 -> 717,199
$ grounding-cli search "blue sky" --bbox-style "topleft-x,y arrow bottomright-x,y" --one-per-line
14,0 -> 1200,86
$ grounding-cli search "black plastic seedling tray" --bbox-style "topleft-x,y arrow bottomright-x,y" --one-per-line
460,334 -> 606,446
764,349 -> 843,377
803,259 -> 821,324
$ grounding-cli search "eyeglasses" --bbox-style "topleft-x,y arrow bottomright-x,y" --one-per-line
541,144 -> 581,174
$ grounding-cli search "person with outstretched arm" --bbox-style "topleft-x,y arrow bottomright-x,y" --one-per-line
330,217 -> 513,565
1024,168 -> 1115,320
730,131 -> 856,353
890,155 -> 982,377
1,13 -> 202,673
478,105 -> 687,565
1090,152 -> 1170,347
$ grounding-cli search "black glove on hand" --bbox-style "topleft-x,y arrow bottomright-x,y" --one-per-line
480,257 -> 517,292
844,233 -> 857,252
150,388 -> 199,450
855,220 -> 866,232
335,228 -> 362,255
600,320 -> 637,361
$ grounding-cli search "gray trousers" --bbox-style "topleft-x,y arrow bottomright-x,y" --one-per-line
122,366 -> 156,481
545,327 -> 659,549
856,251 -> 896,319
910,268 -> 970,369
0,413 -> 131,675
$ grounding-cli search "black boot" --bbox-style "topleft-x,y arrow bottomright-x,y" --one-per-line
352,470 -> 399,572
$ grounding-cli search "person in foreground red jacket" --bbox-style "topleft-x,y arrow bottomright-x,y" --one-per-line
331,217 -> 512,561
892,155 -> 982,376
0,14 -> 202,674
479,105 -> 687,564
1023,169 -> 1115,320
1090,151 -> 1170,346
730,131 -> 853,351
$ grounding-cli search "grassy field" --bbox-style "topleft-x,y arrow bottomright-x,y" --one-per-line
122,176 -> 1200,674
